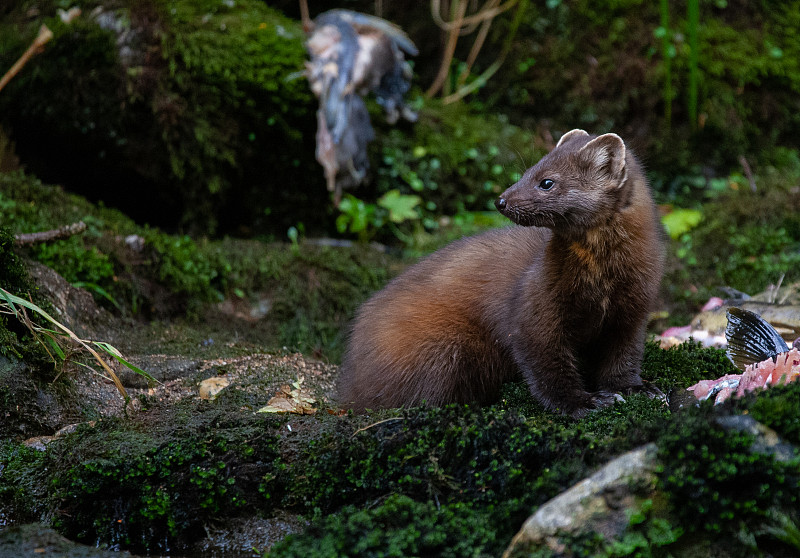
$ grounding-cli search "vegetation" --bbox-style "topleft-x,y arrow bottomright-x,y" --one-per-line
2,1 -> 800,556
0,343 -> 794,556
662,165 -> 800,322
0,225 -> 33,356
2,1 -> 799,241
0,0 -> 318,235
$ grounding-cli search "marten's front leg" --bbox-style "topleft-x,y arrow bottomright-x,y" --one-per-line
593,322 -> 664,401
511,320 -> 619,418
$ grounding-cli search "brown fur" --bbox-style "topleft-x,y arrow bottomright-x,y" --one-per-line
337,130 -> 665,417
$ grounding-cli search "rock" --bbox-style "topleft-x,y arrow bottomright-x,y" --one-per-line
503,443 -> 659,557
190,513 -> 308,555
0,523 -> 131,557
24,260 -> 121,343
715,415 -> 797,463
0,355 -> 65,439
21,435 -> 56,451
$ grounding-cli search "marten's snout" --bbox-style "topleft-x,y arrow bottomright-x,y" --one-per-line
495,197 -> 507,211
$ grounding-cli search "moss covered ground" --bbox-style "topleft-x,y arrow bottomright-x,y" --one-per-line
0,158 -> 799,556
1,342 -> 798,556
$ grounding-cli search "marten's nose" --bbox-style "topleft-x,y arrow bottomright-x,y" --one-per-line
495,197 -> 507,211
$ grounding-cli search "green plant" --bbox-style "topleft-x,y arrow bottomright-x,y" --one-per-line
335,190 -> 422,243
143,230 -> 227,305
0,225 -> 33,356
269,494 -> 497,558
0,286 -> 155,400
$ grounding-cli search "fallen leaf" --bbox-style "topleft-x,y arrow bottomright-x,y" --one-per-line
258,377 -> 317,415
198,376 -> 230,400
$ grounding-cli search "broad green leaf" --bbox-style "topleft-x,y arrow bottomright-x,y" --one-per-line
661,208 -> 703,239
378,190 -> 421,224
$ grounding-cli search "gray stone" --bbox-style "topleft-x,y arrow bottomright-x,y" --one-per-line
504,443 -> 659,557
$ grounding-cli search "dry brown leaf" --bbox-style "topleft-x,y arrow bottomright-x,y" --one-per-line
258,378 -> 317,415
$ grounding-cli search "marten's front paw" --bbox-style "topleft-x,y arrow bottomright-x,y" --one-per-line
623,381 -> 666,402
569,391 -> 624,418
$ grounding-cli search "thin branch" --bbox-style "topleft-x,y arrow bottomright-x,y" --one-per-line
738,154 -> 756,192
443,0 -> 525,104
426,0 -> 469,98
456,0 -> 499,88
0,25 -> 53,93
14,221 -> 87,247
444,57 -> 504,104
430,0 -> 517,31
351,417 -> 403,437
299,0 -> 312,32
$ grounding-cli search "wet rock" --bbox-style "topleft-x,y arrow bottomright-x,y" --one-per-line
504,443 -> 659,557
120,355 -> 203,388
191,513 -> 308,555
715,415 -> 797,463
0,355 -> 65,439
0,523 -> 131,557
25,260 -> 122,343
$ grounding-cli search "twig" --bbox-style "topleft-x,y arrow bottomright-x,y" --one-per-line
0,25 -> 53,94
351,417 -> 403,437
456,0 -> 499,89
770,273 -> 785,305
14,221 -> 87,247
738,154 -> 756,192
299,0 -> 312,32
426,0 -> 468,98
442,0 -> 525,104
430,0 -> 517,31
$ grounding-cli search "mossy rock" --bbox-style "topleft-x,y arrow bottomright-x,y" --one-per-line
0,0 -> 319,236
1,171 -> 393,361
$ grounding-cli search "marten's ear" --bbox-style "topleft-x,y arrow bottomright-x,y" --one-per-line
556,129 -> 590,148
579,133 -> 627,185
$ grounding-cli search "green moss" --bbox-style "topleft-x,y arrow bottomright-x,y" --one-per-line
0,225 -> 31,356
5,377 -> 800,555
205,238 -> 393,361
657,392 -> 800,554
269,494 -> 497,558
0,171 -> 395,359
142,231 -> 227,307
641,339 -> 738,391
0,0 -> 319,236
45,410 -> 285,553
156,0 -> 316,233
0,440 -> 51,523
747,383 -> 800,446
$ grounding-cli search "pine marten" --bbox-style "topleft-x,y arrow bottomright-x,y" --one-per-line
337,129 -> 665,417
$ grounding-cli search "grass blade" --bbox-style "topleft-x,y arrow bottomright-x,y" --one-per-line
93,341 -> 159,384
1,286 -> 130,400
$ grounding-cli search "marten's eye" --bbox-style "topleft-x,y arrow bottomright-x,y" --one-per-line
538,179 -> 555,190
